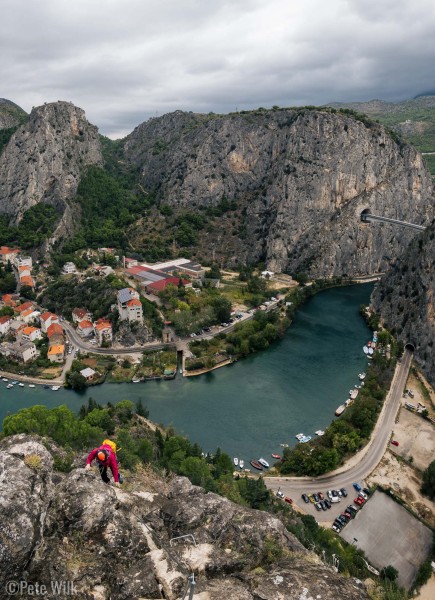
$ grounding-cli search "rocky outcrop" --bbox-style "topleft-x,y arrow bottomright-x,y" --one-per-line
124,108 -> 433,277
0,99 -> 26,130
371,222 -> 435,385
0,101 -> 102,242
0,435 -> 370,599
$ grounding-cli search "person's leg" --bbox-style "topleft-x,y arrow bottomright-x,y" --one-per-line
98,464 -> 110,483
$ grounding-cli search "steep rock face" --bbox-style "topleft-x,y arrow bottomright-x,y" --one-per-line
124,109 -> 433,277
0,435 -> 370,600
0,99 -> 27,129
0,101 -> 102,241
371,222 -> 435,385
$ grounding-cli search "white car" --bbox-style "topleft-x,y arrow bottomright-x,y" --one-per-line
276,490 -> 284,498
358,491 -> 368,500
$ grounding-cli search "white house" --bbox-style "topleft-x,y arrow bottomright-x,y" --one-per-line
117,288 -> 143,323
94,319 -> 113,345
0,316 -> 11,336
21,326 -> 42,342
77,319 -> 94,337
62,262 -> 77,274
40,312 -> 59,333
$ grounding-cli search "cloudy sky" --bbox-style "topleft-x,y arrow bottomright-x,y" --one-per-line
2,0 -> 435,138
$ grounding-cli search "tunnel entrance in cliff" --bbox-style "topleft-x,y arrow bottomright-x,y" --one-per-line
405,342 -> 416,352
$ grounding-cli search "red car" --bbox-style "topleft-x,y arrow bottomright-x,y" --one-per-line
284,497 -> 293,504
391,440 -> 399,446
354,497 -> 364,506
318,492 -> 324,500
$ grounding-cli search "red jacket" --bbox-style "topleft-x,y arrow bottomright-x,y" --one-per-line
86,443 -> 119,483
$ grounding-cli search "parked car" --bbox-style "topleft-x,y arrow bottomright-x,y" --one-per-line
354,497 -> 364,505
318,491 -> 324,500
284,497 -> 293,504
391,440 -> 399,446
301,494 -> 309,503
362,488 -> 371,496
358,491 -> 368,500
331,489 -> 338,497
276,491 -> 284,498
314,502 -> 322,511
327,490 -> 333,500
309,495 -> 315,503
324,499 -> 331,509
313,493 -> 320,503
347,505 -> 358,515
340,488 -> 348,497
320,500 -> 327,511
353,483 -> 362,492
332,525 -> 340,533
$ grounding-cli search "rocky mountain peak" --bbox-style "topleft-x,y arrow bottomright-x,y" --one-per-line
0,434 -> 370,599
0,98 -> 27,129
0,100 -> 102,242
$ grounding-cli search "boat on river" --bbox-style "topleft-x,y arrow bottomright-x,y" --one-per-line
349,389 -> 359,400
239,460 -> 244,469
279,443 -> 289,448
315,430 -> 325,436
6,383 -> 13,389
51,386 -> 60,391
359,372 -> 366,380
335,404 -> 346,416
28,384 -> 35,388
271,453 -> 281,460
132,378 -> 141,383
250,460 -> 263,470
233,457 -> 239,467
299,435 -> 311,443
295,433 -> 305,441
258,457 -> 270,468
18,382 -> 24,387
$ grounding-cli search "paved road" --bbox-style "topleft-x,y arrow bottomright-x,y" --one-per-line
265,348 -> 413,522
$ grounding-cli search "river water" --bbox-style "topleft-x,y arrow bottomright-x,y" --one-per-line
0,284 -> 373,462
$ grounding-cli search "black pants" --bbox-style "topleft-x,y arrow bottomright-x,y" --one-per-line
98,463 -> 110,484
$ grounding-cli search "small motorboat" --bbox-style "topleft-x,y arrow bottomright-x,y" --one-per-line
295,433 -> 305,441
239,460 -> 244,469
233,457 -> 239,467
299,436 -> 312,443
271,453 -> 281,460
11,381 -> 18,385
359,373 -> 366,380
279,443 -> 289,448
28,384 -> 36,388
363,346 -> 369,354
132,378 -> 141,383
315,430 -> 325,436
18,382 -> 25,387
2,377 -> 8,382
51,386 -> 60,391
258,457 -> 270,468
6,383 -> 14,389
250,460 -> 263,471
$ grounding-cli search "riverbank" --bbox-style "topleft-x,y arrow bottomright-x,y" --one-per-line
184,358 -> 236,377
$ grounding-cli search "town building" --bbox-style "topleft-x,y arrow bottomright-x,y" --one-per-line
18,307 -> 39,323
1,294 -> 18,307
77,320 -> 94,337
47,323 -> 65,344
15,301 -> 34,315
47,344 -> 65,363
0,341 -> 38,363
94,318 -> 113,345
144,277 -> 191,294
72,308 -> 92,324
0,246 -> 20,264
117,288 -> 143,323
21,326 -> 42,342
80,367 -> 96,381
40,312 -> 59,333
62,262 -> 77,274
0,315 -> 12,336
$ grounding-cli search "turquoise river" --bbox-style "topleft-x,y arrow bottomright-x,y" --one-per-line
0,284 -> 374,462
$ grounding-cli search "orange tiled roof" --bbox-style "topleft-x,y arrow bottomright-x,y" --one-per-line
95,320 -> 111,331
22,326 -> 38,335
127,298 -> 141,307
41,312 -> 57,321
16,302 -> 33,313
48,344 -> 65,355
20,276 -> 34,286
78,319 -> 93,329
0,315 -> 11,325
47,323 -> 64,338
21,308 -> 35,318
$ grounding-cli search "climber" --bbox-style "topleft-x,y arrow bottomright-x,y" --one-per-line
85,439 -> 123,486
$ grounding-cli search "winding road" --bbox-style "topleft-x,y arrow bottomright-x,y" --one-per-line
264,348 -> 413,522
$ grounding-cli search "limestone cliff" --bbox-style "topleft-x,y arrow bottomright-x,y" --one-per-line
124,108 -> 433,277
0,99 -> 26,130
371,222 -> 435,385
0,434 -> 370,600
0,101 -> 102,244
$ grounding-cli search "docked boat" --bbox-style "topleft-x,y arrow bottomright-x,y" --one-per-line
299,435 -> 311,443
345,398 -> 354,407
132,378 -> 141,383
258,457 -> 270,468
51,385 -> 60,391
315,430 -> 325,436
279,443 -> 289,448
239,460 -> 244,469
350,389 -> 359,400
28,384 -> 36,388
271,453 -> 281,460
2,377 -> 8,382
18,382 -> 25,387
358,373 -> 366,380
6,383 -> 14,389
233,457 -> 239,467
250,460 -> 263,470
363,346 -> 369,354
368,347 -> 374,355
295,433 -> 305,441
11,381 -> 18,385
335,404 -> 346,416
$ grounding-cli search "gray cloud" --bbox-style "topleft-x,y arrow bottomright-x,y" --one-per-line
1,0 -> 434,138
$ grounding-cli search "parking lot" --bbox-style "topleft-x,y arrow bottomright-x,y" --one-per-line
291,486 -> 365,524
340,490 -> 432,588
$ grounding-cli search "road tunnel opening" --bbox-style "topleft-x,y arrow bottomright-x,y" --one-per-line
405,342 -> 415,352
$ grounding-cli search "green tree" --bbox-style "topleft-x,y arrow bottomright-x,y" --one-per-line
380,565 -> 399,582
84,409 -> 116,435
421,460 -> 435,499
66,371 -> 87,391
179,456 -> 213,487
